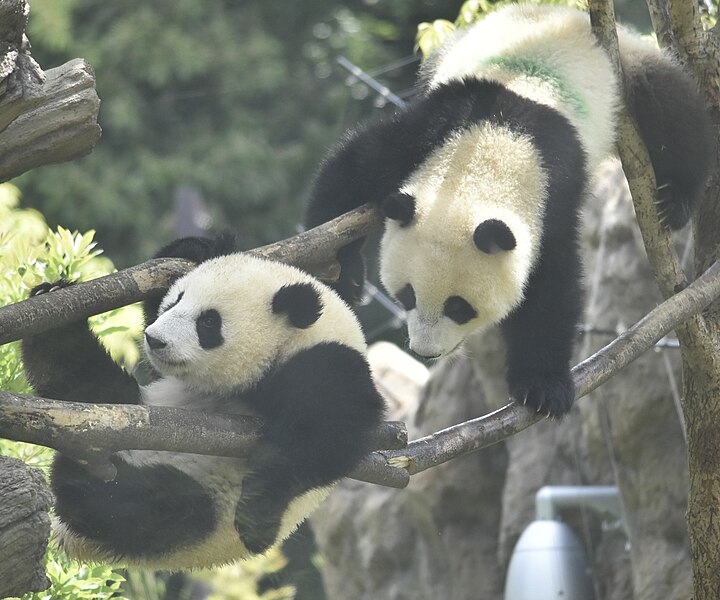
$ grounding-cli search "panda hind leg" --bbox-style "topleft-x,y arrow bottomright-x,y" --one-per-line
52,453 -> 216,559
622,53 -> 714,230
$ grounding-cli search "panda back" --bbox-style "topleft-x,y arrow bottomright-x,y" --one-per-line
424,4 -> 620,170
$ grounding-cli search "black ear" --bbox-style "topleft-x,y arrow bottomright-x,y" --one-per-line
382,192 -> 416,227
272,283 -> 323,329
473,219 -> 517,254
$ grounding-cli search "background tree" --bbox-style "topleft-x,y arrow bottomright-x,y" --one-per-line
19,0 -> 460,266
2,0 -> 719,598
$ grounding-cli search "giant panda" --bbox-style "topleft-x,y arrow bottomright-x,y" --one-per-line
305,3 -> 713,417
21,245 -> 385,569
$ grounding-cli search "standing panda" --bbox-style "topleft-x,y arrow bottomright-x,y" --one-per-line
21,245 -> 385,568
305,4 -> 713,417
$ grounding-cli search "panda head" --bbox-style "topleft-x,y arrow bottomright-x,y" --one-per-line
379,124 -> 547,359
144,254 -> 365,393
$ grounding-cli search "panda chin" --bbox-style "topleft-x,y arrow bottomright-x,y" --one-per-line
146,353 -> 190,376
409,338 -> 465,361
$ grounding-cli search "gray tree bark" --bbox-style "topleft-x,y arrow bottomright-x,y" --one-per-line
0,0 -> 100,183
0,455 -> 53,597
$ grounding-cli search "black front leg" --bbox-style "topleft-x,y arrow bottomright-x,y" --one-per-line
501,249 -> 582,418
235,461 -> 309,555
234,343 -> 385,553
21,281 -> 140,405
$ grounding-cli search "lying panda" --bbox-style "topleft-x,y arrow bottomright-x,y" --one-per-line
21,244 -> 385,568
305,4 -> 713,417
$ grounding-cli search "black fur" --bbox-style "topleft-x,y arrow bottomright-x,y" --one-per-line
272,283 -> 324,329
21,242 -> 385,562
237,342 -> 385,553
53,455 -> 216,558
444,296 -> 477,325
474,219 -> 517,253
623,58 -> 714,229
196,309 -> 223,349
382,192 -> 416,226
22,281 -> 141,405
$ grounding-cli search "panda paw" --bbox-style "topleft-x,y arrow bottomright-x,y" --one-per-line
29,279 -> 74,297
235,500 -> 283,555
509,373 -> 574,419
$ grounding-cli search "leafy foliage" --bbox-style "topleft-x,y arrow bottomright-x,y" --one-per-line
0,184 -> 298,598
416,0 -> 584,57
18,0 -> 451,267
0,183 -> 130,599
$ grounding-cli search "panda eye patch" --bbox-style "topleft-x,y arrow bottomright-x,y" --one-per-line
196,309 -> 223,349
444,296 -> 477,324
396,284 -> 416,311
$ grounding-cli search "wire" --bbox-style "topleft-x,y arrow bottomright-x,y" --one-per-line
336,55 -> 409,109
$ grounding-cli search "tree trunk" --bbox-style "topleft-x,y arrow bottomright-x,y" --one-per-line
0,455 -> 53,597
0,0 -> 101,182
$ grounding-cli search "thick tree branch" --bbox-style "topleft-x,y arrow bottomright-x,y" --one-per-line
0,391 -> 410,488
2,259 -> 718,487
0,203 -> 382,345
379,258 -> 720,475
0,0 -> 101,181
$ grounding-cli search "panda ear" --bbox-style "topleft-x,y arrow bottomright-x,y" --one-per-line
382,192 -> 416,227
272,283 -> 324,329
473,219 -> 517,254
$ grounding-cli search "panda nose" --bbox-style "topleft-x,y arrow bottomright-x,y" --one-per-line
145,333 -> 167,350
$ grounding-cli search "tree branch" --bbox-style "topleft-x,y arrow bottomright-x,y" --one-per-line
0,58 -> 102,182
645,0 -> 675,53
0,391 -> 410,488
0,0 -> 101,182
378,258 -> 720,475
588,0 -> 694,332
0,203 -> 382,345
2,259 -> 718,487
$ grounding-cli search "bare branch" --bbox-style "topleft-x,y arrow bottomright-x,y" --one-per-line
0,391 -> 410,488
0,58 -> 102,182
378,258 -> 720,475
2,259 -> 718,487
0,203 -> 382,345
0,0 -> 101,182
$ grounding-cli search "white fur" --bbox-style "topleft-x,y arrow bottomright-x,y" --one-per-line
380,122 -> 547,357
56,255 -> 367,569
144,254 -> 366,395
428,4 -> 620,171
383,4 -> 673,359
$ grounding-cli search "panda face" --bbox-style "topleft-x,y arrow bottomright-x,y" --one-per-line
379,123 -> 548,358
144,255 -> 366,393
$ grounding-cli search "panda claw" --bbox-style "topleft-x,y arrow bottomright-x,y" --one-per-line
387,455 -> 411,469
30,279 -> 73,297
